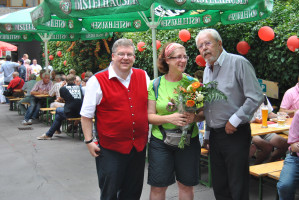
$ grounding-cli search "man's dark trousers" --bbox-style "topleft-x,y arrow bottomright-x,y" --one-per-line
210,123 -> 251,200
95,146 -> 146,200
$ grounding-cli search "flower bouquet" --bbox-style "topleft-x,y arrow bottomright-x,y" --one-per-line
171,76 -> 227,149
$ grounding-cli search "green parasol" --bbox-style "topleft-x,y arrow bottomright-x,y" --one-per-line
31,0 -> 273,77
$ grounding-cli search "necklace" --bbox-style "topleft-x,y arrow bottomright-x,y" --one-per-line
164,75 -> 177,112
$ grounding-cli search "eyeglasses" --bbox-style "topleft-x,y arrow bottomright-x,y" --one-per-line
198,41 -> 212,50
168,56 -> 189,61
116,52 -> 135,58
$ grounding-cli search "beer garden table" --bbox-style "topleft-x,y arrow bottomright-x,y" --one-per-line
250,118 -> 292,136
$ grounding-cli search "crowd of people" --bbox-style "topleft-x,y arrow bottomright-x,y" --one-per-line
0,28 -> 298,200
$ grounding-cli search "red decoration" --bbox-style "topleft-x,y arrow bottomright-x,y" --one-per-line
155,40 -> 161,50
258,26 -> 275,41
47,50 -> 50,54
287,35 -> 299,52
42,53 -> 45,57
63,60 -> 67,66
137,42 -> 146,52
57,51 -> 62,57
49,55 -> 54,60
179,29 -> 191,42
195,55 -> 206,67
236,41 -> 250,55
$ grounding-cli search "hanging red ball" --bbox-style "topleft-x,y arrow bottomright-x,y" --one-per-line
179,29 -> 191,42
137,42 -> 146,52
156,40 -> 161,50
57,51 -> 62,57
287,35 -> 299,52
258,26 -> 275,41
236,41 -> 250,55
42,53 -> 45,57
63,60 -> 67,66
195,55 -> 206,67
49,55 -> 54,60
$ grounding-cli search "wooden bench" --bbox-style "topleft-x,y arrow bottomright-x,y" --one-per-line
9,98 -> 23,111
277,133 -> 288,139
39,107 -> 56,125
199,148 -> 212,187
65,117 -> 82,139
250,160 -> 284,200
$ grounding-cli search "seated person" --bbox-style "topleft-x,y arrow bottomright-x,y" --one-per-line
22,72 -> 53,125
49,74 -> 65,108
277,111 -> 299,200
7,72 -> 25,110
37,74 -> 83,140
279,75 -> 299,118
18,74 -> 37,115
250,97 -> 289,164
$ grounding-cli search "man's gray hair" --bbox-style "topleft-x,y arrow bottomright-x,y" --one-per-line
42,72 -> 50,78
195,29 -> 222,49
112,38 -> 135,54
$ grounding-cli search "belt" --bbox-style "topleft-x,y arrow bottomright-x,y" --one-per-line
210,123 -> 249,132
290,151 -> 298,157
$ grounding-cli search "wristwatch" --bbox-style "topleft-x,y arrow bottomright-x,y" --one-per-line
84,137 -> 94,144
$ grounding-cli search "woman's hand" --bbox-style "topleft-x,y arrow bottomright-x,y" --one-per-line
167,112 -> 188,126
184,112 -> 195,124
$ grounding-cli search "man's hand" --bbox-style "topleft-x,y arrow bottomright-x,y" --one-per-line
203,139 -> 210,150
225,121 -> 237,134
291,142 -> 299,153
86,142 -> 101,157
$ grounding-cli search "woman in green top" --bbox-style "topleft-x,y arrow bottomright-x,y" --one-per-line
147,42 -> 204,200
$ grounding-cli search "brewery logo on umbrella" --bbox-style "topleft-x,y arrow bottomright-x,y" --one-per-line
203,15 -> 212,24
68,20 -> 74,29
23,34 -> 28,40
5,24 -> 12,32
133,20 -> 142,30
60,0 -> 72,15
69,33 -> 74,39
175,0 -> 187,6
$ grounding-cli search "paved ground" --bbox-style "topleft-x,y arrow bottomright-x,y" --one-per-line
0,103 -> 280,200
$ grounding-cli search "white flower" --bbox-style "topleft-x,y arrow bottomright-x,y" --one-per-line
196,91 -> 204,102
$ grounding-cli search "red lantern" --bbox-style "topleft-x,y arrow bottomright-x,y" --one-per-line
156,40 -> 161,50
42,53 -> 45,57
287,35 -> 299,52
179,29 -> 191,42
137,42 -> 146,52
47,50 -> 50,54
49,55 -> 54,60
57,51 -> 62,57
63,60 -> 67,66
236,41 -> 250,55
195,55 -> 206,67
258,26 -> 275,41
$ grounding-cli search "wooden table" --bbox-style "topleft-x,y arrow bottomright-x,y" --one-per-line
251,118 -> 292,136
34,94 -> 50,107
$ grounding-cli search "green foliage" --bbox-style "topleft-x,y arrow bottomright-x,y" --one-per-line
42,36 -> 116,75
123,0 -> 298,105
203,81 -> 227,103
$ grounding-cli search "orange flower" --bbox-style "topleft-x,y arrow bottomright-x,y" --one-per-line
192,82 -> 201,89
186,100 -> 195,107
179,86 -> 187,93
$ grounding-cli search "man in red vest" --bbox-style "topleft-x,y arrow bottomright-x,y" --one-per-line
81,38 -> 150,200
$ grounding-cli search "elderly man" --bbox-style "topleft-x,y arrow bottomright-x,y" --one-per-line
7,72 -> 24,111
22,72 -> 53,125
195,29 -> 263,200
81,39 -> 149,200
49,74 -> 65,108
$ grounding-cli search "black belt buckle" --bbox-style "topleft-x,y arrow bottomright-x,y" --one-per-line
291,151 -> 298,157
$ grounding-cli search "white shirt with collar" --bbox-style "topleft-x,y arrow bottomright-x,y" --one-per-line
80,63 -> 150,118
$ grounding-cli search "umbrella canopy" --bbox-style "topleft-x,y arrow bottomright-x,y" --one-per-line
0,41 -> 17,51
31,0 -> 273,78
0,7 -> 112,70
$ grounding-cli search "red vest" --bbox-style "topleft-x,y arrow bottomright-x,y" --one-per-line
95,68 -> 148,154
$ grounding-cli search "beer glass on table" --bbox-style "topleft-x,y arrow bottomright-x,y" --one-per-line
261,106 -> 268,128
